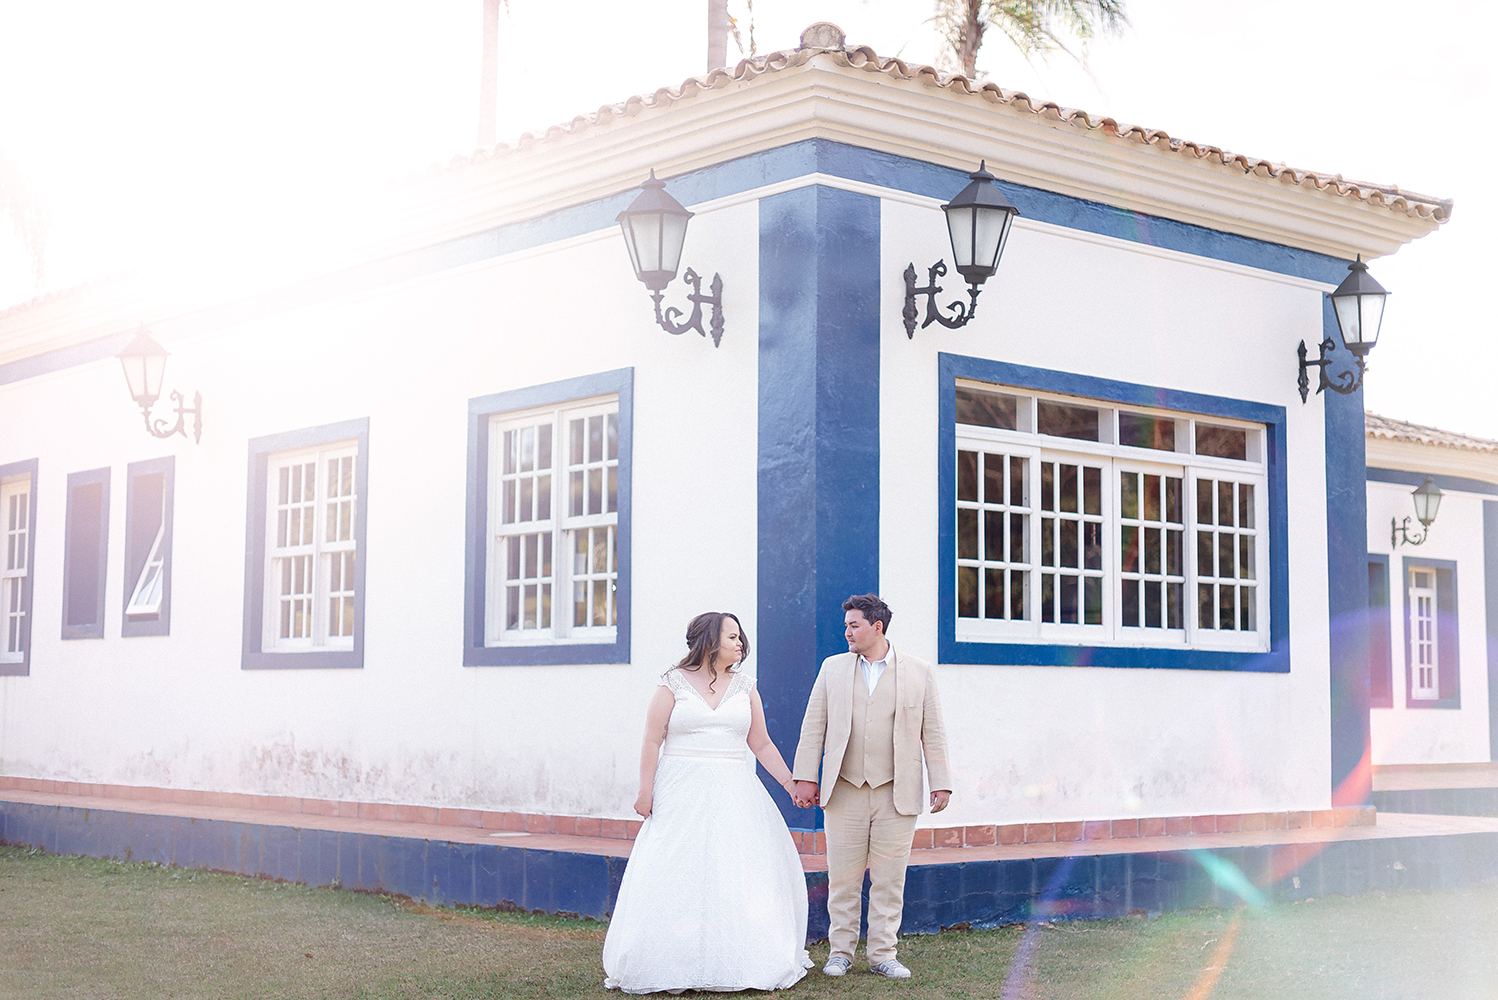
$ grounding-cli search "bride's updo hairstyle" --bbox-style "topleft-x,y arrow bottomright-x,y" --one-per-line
674,612 -> 750,692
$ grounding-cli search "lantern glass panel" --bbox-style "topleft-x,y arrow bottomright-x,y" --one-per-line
945,206 -> 977,269
659,211 -> 689,276
974,209 -> 1014,273
619,218 -> 644,277
120,352 -> 167,406
1332,293 -> 1361,345
1413,482 -> 1442,526
1355,292 -> 1386,347
625,213 -> 662,275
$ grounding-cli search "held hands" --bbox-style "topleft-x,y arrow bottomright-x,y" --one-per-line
790,780 -> 820,810
930,790 -> 951,813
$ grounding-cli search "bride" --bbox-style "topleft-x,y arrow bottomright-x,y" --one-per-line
603,612 -> 813,994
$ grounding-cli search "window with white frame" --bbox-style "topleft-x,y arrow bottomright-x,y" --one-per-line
1409,567 -> 1438,700
263,442 -> 358,651
1,475 -> 30,664
486,396 -> 618,645
955,381 -> 1268,651
122,456 -> 174,637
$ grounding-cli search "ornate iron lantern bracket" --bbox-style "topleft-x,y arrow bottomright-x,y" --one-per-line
1297,337 -> 1367,403
141,389 -> 204,443
652,267 -> 724,347
902,261 -> 979,338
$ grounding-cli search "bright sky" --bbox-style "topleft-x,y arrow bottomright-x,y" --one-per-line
0,0 -> 1492,432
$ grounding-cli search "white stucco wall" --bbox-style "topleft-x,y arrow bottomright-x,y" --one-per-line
0,199 -> 760,817
0,180 -> 1362,826
878,196 -> 1336,826
1367,480 -> 1493,764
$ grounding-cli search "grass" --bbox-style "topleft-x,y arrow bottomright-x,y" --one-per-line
2,844 -> 1495,998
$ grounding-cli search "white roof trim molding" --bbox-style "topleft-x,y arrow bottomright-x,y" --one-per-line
399,36 -> 1448,262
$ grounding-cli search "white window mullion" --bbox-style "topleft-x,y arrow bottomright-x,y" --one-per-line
955,382 -> 1267,653
265,444 -> 357,652
1410,568 -> 1439,700
487,396 -> 619,647
1,481 -> 29,662
125,523 -> 166,617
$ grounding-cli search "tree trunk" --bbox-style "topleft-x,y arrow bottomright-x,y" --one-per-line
478,0 -> 501,147
707,0 -> 729,71
958,0 -> 984,77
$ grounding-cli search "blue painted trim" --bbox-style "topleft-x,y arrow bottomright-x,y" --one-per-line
1401,556 -> 1461,710
0,799 -> 627,920
0,331 -> 132,389
241,418 -> 370,670
1367,466 -> 1498,498
11,797 -> 1498,932
1372,786 -> 1498,817
0,458 -> 38,676
0,142 -> 1353,390
758,186 -> 882,829
1368,554 -> 1392,708
60,467 -> 110,640
463,369 -> 633,666
1486,502 -> 1498,761
1323,303 -> 1370,801
935,353 -> 1290,672
121,456 -> 174,638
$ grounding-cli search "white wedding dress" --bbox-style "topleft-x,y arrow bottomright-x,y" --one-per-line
603,667 -> 812,994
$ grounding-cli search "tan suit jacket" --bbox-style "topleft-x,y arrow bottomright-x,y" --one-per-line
793,646 -> 952,816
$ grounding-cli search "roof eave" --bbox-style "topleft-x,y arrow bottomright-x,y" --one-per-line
390,46 -> 1445,264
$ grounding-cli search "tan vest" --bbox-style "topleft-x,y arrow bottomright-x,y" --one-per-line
839,660 -> 897,789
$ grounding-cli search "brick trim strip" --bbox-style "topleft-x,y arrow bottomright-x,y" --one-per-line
0,776 -> 1372,854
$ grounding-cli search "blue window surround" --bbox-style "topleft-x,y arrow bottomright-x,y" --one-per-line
1484,502 -> 1498,761
937,353 -> 1290,672
1401,556 -> 1460,709
463,369 -> 633,667
1368,554 -> 1392,709
122,456 -> 175,638
0,458 -> 38,676
61,467 -> 110,641
241,418 -> 370,671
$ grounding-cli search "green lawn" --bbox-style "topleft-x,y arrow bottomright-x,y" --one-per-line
1,844 -> 1494,998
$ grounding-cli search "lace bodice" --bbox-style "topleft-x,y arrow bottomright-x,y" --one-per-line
660,667 -> 754,760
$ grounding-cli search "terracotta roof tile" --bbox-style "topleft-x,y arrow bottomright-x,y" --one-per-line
1366,411 -> 1498,454
450,29 -> 1451,225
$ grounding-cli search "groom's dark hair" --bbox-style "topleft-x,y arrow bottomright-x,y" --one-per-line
842,593 -> 892,634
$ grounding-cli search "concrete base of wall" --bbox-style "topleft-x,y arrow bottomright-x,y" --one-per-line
5,797 -> 1498,940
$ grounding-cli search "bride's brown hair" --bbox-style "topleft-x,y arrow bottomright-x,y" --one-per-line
674,612 -> 749,692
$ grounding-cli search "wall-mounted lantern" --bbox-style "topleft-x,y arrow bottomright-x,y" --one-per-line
117,326 -> 202,443
1391,476 -> 1443,547
1298,255 -> 1389,403
903,160 -> 1020,338
617,170 -> 724,347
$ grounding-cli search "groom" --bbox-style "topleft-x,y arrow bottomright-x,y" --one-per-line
791,593 -> 951,979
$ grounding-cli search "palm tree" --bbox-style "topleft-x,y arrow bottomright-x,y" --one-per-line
936,0 -> 1128,79
0,148 -> 48,288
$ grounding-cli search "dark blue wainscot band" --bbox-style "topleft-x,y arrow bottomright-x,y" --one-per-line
0,800 -> 627,919
8,799 -> 1498,941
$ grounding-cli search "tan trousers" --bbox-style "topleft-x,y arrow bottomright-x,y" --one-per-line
823,778 -> 918,965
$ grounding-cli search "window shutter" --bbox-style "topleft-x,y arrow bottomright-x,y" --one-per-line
1437,567 -> 1460,704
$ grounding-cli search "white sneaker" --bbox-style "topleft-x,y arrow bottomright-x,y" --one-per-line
823,956 -> 852,976
870,959 -> 912,978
